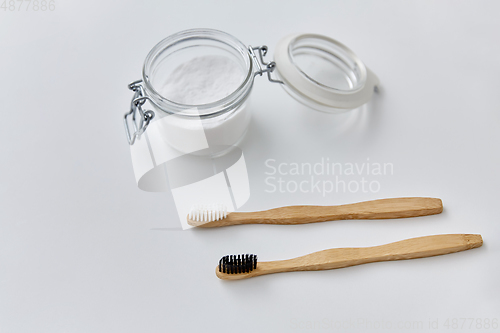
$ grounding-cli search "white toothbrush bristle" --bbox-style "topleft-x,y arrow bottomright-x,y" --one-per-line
188,203 -> 229,222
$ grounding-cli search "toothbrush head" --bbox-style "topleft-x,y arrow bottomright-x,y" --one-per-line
218,254 -> 257,274
187,204 -> 228,226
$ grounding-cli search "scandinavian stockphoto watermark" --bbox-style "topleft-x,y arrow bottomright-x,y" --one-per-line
265,158 -> 394,196
129,106 -> 251,230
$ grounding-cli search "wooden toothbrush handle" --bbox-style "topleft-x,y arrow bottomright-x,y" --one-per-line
218,234 -> 483,280
259,234 -> 483,277
205,197 -> 442,227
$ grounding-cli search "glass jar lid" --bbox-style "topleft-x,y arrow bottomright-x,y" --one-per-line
273,33 -> 379,113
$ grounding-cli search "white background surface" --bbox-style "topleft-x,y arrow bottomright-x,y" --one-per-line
1,1 -> 499,332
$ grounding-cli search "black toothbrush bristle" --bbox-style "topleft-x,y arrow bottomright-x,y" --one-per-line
219,254 -> 258,274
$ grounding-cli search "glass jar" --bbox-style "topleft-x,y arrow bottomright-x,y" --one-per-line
124,29 -> 378,157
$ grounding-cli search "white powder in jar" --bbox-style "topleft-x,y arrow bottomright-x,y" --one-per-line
157,55 -> 251,156
160,55 -> 246,105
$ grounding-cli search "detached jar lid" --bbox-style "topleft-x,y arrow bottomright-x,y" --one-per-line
273,33 -> 379,113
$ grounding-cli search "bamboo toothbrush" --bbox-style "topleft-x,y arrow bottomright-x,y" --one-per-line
216,234 -> 482,280
187,197 -> 443,227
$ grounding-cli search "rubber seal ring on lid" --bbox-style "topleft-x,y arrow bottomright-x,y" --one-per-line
274,33 -> 379,112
